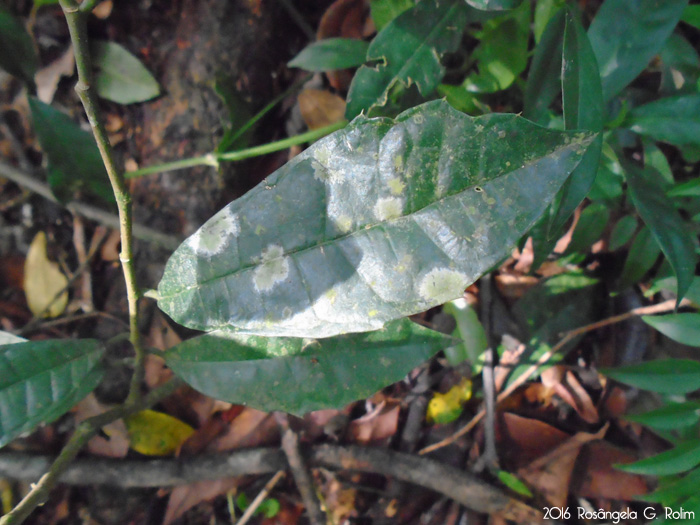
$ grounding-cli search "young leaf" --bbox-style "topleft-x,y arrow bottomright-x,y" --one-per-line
624,95 -> 700,147
587,0 -> 688,101
0,339 -> 104,447
345,0 -> 468,119
602,359 -> 700,395
0,4 -> 38,87
548,10 -> 603,235
626,402 -> 700,430
626,164 -> 697,304
28,97 -> 113,205
288,38 -> 369,72
165,319 -> 454,415
158,100 -> 594,338
618,439 -> 700,476
642,313 -> 700,347
92,40 -> 160,104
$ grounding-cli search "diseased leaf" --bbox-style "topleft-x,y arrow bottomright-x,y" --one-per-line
626,402 -> 700,430
92,40 -> 160,104
523,8 -> 566,123
463,1 -> 530,94
24,231 -> 68,318
0,4 -> 38,86
124,410 -> 195,456
288,38 -> 369,72
158,100 -> 594,338
625,95 -> 700,147
626,164 -> 697,304
28,97 -> 113,205
618,439 -> 700,476
0,339 -> 104,447
587,0 -> 688,101
345,0 -> 468,119
549,10 -> 603,234
642,313 -> 700,347
165,319 -> 454,415
602,359 -> 700,395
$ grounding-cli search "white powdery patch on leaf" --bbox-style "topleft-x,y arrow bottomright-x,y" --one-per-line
253,244 -> 290,293
373,197 -> 403,221
417,268 -> 469,304
187,208 -> 239,256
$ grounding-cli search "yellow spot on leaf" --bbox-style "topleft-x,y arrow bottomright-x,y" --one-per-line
388,177 -> 405,195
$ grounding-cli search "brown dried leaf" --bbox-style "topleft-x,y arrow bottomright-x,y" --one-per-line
212,408 -> 279,451
163,478 -> 239,525
573,441 -> 648,501
298,89 -> 346,130
36,46 -> 75,104
74,394 -> 129,458
348,401 -> 400,444
497,413 -> 570,468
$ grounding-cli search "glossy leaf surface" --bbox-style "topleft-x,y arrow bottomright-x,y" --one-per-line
642,313 -> 700,347
288,38 -> 369,72
92,40 -> 160,104
0,5 -> 38,86
588,0 -> 688,101
0,339 -> 104,447
165,319 -> 454,415
625,95 -> 700,147
158,101 -> 594,338
28,97 -> 113,205
626,164 -> 697,304
602,359 -> 700,395
345,0 -> 467,119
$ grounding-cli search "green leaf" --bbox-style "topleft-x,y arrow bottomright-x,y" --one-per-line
288,38 -> 370,72
626,401 -> 700,430
345,0 -> 468,119
625,95 -> 700,147
496,469 -> 533,498
0,339 -> 104,447
463,1 -> 530,94
548,10 -> 604,234
626,164 -> 697,304
648,276 -> 700,307
523,8 -> 566,123
465,0 -> 522,10
0,4 -> 38,86
609,215 -> 638,251
681,4 -> 700,29
587,0 -> 688,101
443,298 -> 487,365
659,33 -> 700,95
157,100 -> 595,338
642,314 -> 700,347
370,0 -> 416,31
533,0 -> 565,43
669,177 -> 700,198
28,97 -> 114,205
617,226 -> 661,291
165,319 -> 454,415
602,359 -> 700,395
92,40 -> 160,104
618,439 -> 700,476
640,467 -> 700,504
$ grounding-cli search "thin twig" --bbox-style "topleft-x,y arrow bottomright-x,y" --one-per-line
234,471 -> 286,525
418,298 -> 688,455
0,160 -> 180,249
0,377 -> 184,525
58,0 -> 144,405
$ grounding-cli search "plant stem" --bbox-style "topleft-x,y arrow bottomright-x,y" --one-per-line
58,0 -> 145,405
125,120 -> 347,179
0,378 -> 184,525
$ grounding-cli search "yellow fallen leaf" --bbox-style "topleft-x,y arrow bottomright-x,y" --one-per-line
124,409 -> 195,456
24,231 -> 68,318
426,378 -> 472,425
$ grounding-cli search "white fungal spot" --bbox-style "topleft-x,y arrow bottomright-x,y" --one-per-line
373,197 -> 403,221
334,215 -> 353,233
417,268 -> 469,304
187,208 -> 239,256
388,177 -> 405,195
253,244 -> 289,293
